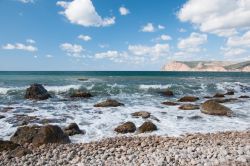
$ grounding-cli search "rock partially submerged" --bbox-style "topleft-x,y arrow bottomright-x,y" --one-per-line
178,96 -> 199,102
225,91 -> 234,95
25,84 -> 51,100
64,123 -> 85,136
78,78 -> 88,81
10,125 -> 70,146
94,99 -> 124,107
239,95 -> 250,99
138,121 -> 157,133
160,89 -> 174,97
0,115 -> 5,119
70,91 -> 93,98
131,111 -> 151,119
213,93 -> 225,98
114,122 -> 136,134
179,104 -> 200,110
201,100 -> 232,116
161,101 -> 179,106
212,98 -> 237,103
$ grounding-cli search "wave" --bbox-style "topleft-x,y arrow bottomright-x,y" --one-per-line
45,85 -> 82,93
0,87 -> 27,95
139,84 -> 171,90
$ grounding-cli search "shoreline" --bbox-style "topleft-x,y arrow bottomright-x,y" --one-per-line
1,130 -> 249,165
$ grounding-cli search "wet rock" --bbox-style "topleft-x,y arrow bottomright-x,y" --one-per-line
131,111 -> 151,119
25,84 -> 51,100
0,115 -> 5,119
188,115 -> 203,120
213,98 -> 237,103
225,91 -> 235,95
0,140 -> 20,152
161,101 -> 179,106
114,122 -> 136,134
78,78 -> 88,81
239,95 -> 250,99
0,107 -> 14,112
10,125 -> 70,146
178,96 -> 199,102
160,89 -> 174,97
6,115 -> 39,126
213,93 -> 225,98
64,123 -> 85,136
179,104 -> 200,110
150,115 -> 160,122
70,91 -> 93,98
94,99 -> 124,107
138,121 -> 157,133
204,96 -> 212,99
177,116 -> 184,119
201,100 -> 232,116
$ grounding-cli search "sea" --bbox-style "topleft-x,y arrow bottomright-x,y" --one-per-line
0,71 -> 249,143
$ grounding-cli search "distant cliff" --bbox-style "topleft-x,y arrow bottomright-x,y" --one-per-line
162,61 -> 250,72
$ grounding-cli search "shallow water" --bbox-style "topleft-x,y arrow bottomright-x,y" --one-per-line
0,71 -> 249,143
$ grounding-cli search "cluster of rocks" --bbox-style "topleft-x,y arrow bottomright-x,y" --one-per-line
0,131 -> 249,165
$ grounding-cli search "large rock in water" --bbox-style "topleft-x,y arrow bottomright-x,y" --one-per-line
10,125 -> 70,146
201,100 -> 232,116
70,91 -> 93,98
94,99 -> 124,107
25,84 -> 51,100
114,122 -> 136,134
64,123 -> 85,136
179,104 -> 199,110
131,111 -> 151,118
138,121 -> 157,133
178,96 -> 199,102
160,89 -> 174,97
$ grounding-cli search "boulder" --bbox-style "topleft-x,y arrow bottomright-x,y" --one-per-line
178,96 -> 199,102
64,123 -> 85,136
25,84 -> 51,100
201,100 -> 232,116
114,122 -> 136,134
138,121 -> 157,133
239,95 -> 250,99
179,104 -> 200,110
0,140 -> 20,152
162,101 -> 179,106
10,125 -> 70,146
11,146 -> 32,158
131,111 -> 151,119
70,91 -> 93,98
225,91 -> 234,95
94,99 -> 124,107
160,89 -> 174,97
213,93 -> 225,98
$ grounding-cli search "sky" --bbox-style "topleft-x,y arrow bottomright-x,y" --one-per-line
0,0 -> 250,71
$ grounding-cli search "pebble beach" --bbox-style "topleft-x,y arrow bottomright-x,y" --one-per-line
1,131 -> 249,166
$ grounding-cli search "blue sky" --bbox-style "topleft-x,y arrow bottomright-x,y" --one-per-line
0,0 -> 250,71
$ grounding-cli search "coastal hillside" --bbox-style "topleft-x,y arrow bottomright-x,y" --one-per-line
162,61 -> 250,72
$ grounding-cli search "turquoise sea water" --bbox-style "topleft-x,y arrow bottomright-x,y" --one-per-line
0,71 -> 249,142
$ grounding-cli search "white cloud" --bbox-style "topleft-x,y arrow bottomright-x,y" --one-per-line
158,25 -> 165,30
178,0 -> 250,37
78,35 -> 92,41
221,47 -> 247,56
57,0 -> 115,27
160,35 -> 172,41
128,43 -> 170,57
2,43 -> 37,52
179,28 -> 187,33
17,0 -> 34,3
60,43 -> 84,57
227,31 -> 250,48
141,23 -> 155,32
26,39 -> 36,44
119,7 -> 130,16
46,54 -> 53,58
178,32 -> 207,53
